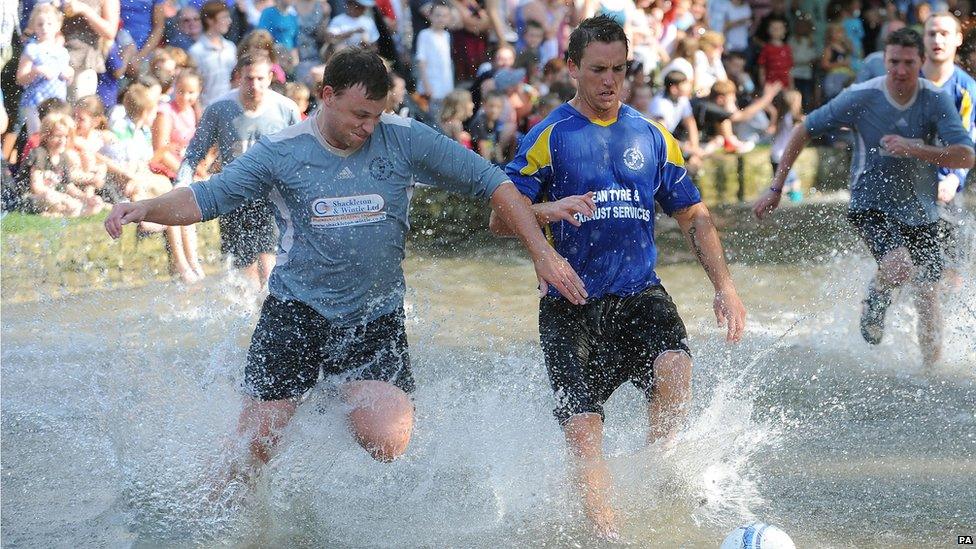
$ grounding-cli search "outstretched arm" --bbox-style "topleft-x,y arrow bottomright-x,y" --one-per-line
673,202 -> 746,342
489,183 -> 589,305
753,123 -> 810,219
879,137 -> 975,170
104,187 -> 202,238
488,191 -> 596,235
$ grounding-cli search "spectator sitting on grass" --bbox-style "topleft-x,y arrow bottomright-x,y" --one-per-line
26,113 -> 107,217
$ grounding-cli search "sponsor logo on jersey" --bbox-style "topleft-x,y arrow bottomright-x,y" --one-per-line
310,194 -> 387,228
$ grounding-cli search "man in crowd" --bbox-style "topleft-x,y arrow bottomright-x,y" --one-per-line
753,28 -> 974,368
175,52 -> 301,289
489,16 -> 746,539
105,48 -> 585,486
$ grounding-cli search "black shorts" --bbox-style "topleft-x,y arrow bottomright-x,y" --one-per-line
847,209 -> 943,282
219,199 -> 279,268
244,296 -> 414,401
539,285 -> 690,425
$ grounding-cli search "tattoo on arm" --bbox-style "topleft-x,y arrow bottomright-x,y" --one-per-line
688,224 -> 708,272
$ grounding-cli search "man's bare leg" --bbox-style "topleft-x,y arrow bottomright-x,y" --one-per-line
647,351 -> 693,446
340,380 -> 414,462
236,397 -> 299,470
914,282 -> 942,369
258,252 -> 276,286
862,247 -> 914,344
876,247 -> 914,290
564,413 -> 620,540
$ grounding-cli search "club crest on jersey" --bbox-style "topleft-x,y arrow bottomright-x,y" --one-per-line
623,147 -> 644,170
369,157 -> 394,180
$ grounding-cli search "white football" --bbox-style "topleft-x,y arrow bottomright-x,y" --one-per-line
720,522 -> 796,549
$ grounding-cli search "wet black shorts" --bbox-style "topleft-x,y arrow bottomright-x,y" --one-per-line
847,209 -> 943,282
244,296 -> 414,401
219,199 -> 278,268
539,285 -> 690,425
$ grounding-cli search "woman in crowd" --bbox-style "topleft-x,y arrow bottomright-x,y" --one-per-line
61,0 -> 120,98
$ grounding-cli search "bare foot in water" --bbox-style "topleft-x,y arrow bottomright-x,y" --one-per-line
586,497 -> 621,541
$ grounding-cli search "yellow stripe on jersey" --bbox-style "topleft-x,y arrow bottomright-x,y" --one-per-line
960,89 -> 973,131
519,123 -> 556,176
644,117 -> 686,168
589,117 -> 618,127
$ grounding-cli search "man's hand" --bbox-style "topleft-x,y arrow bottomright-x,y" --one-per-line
938,174 -> 960,204
880,134 -> 916,157
532,246 -> 588,305
713,286 -> 746,342
104,202 -> 148,239
752,187 -> 782,219
535,192 -> 596,226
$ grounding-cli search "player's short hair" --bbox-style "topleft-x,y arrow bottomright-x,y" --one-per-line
566,15 -> 629,66
321,47 -> 392,101
885,27 -> 924,55
924,11 -> 963,34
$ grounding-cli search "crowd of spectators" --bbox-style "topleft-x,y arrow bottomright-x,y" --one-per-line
1,0 -> 975,273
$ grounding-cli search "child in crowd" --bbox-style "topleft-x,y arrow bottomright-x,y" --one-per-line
259,0 -> 300,69
26,113 -> 106,217
789,17 -> 817,111
515,20 -> 545,82
238,30 -> 289,83
694,31 -> 727,97
415,2 -> 454,118
18,98 -> 71,171
649,71 -> 702,159
70,95 -> 114,200
821,23 -> 855,100
284,82 -> 311,119
16,4 -> 73,135
151,70 -> 206,283
102,83 -> 171,204
770,89 -> 804,202
438,90 -> 474,148
757,16 -> 793,88
150,49 -> 180,101
469,90 -> 512,164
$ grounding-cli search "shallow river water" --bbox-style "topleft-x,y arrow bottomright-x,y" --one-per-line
2,227 -> 975,547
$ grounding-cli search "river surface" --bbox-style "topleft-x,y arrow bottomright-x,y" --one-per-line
2,218 -> 975,547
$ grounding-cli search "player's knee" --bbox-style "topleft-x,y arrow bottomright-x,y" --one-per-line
345,381 -> 414,462
653,351 -> 692,386
879,248 -> 914,285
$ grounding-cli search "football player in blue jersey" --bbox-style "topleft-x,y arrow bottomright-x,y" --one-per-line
753,28 -> 974,368
921,12 -> 976,289
490,16 -> 747,539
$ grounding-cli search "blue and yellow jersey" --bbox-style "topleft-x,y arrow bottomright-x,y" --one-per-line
506,102 -> 702,299
930,65 -> 976,190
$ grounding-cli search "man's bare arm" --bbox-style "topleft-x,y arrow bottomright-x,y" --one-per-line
104,187 -> 202,239
880,136 -> 975,169
673,202 -> 746,342
753,123 -> 810,219
489,192 -> 596,235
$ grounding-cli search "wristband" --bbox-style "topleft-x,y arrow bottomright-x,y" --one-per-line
770,186 -> 783,193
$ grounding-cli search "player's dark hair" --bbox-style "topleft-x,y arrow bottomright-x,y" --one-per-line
566,15 -> 629,66
884,27 -> 924,55
322,47 -> 392,100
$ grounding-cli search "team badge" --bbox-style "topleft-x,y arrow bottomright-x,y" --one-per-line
369,157 -> 394,180
623,147 -> 644,170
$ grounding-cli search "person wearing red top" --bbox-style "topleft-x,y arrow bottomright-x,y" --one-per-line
757,16 -> 793,88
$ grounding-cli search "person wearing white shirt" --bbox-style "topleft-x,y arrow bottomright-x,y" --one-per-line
327,0 -> 381,47
188,1 -> 237,107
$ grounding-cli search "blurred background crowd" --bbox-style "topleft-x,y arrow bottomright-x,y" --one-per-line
1,0 -> 975,217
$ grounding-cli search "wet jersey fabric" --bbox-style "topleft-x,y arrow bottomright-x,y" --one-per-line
805,76 -> 973,226
191,113 -> 509,325
506,102 -> 702,299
